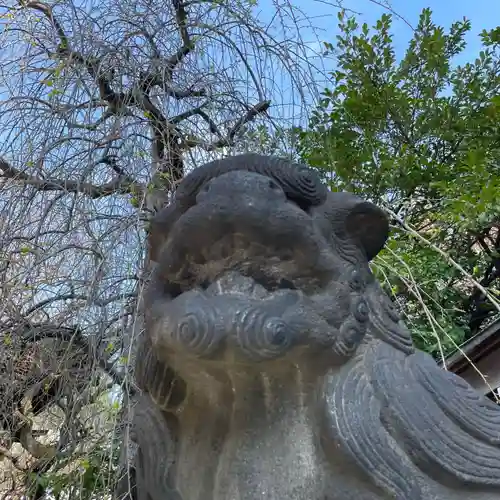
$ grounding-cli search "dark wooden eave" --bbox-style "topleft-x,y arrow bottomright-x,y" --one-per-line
440,318 -> 500,395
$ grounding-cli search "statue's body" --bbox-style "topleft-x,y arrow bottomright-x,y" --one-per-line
116,154 -> 500,500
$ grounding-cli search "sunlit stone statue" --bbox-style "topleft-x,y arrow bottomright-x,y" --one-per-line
115,154 -> 500,500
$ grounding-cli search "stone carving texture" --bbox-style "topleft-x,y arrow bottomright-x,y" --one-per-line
116,154 -> 500,500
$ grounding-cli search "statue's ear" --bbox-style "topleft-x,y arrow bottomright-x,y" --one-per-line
345,201 -> 389,260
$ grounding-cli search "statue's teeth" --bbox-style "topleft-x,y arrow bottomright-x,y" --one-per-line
205,271 -> 268,298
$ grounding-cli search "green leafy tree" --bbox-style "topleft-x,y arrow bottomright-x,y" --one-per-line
297,9 -> 500,358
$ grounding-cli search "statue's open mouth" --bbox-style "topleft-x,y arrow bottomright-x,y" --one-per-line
145,166 -> 359,362
162,266 -> 298,303
148,165 -> 338,303
149,223 -> 337,363
162,250 -> 312,301
156,201 -> 337,302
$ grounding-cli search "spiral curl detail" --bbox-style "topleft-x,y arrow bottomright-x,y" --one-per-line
353,298 -> 370,323
269,166 -> 326,207
171,305 -> 224,358
333,318 -> 367,358
235,307 -> 295,360
174,154 -> 327,209
348,269 -> 365,292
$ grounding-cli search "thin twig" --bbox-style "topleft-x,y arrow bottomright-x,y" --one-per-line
384,206 -> 500,313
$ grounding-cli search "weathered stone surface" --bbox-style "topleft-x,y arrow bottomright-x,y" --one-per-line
116,154 -> 500,500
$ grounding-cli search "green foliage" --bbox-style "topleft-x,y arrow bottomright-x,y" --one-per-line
26,431 -> 120,499
23,395 -> 122,499
298,9 -> 500,358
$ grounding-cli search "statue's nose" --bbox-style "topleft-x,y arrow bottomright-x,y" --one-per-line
195,171 -> 287,205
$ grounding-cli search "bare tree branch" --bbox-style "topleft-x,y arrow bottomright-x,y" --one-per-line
0,0 -> 325,495
0,157 -> 142,198
183,100 -> 271,150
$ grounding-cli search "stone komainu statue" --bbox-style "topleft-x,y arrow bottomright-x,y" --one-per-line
115,154 -> 500,500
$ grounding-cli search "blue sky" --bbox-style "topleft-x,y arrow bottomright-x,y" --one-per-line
289,0 -> 498,57
248,0 -> 500,129
1,0 -> 497,157
353,0 -> 500,65
257,0 -> 500,68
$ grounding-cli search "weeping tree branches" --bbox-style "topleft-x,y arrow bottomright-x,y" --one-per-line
0,156 -> 141,198
0,0 -> 325,495
0,316 -> 131,497
4,0 -> 271,201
